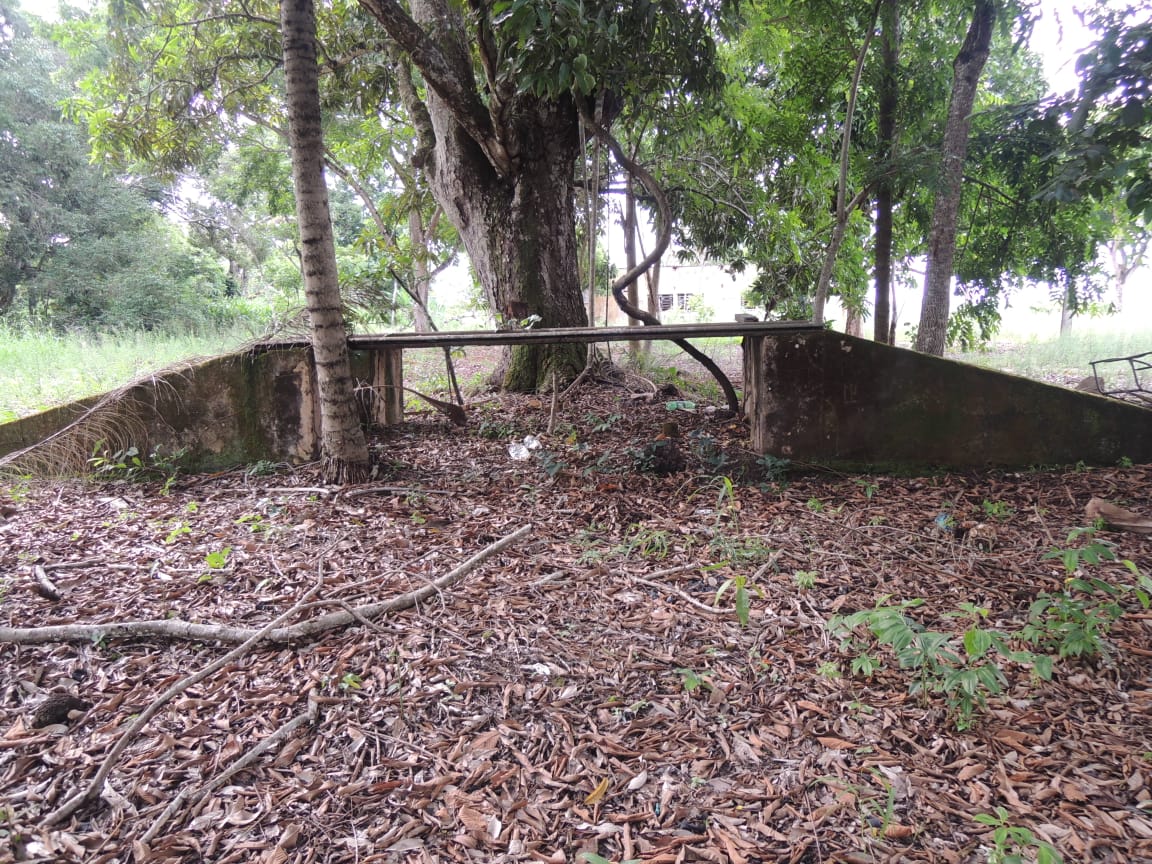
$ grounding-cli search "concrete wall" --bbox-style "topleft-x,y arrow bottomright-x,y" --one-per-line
0,348 -> 324,473
4,333 -> 1150,475
744,330 -> 1152,469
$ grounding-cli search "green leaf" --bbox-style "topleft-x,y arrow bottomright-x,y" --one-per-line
734,584 -> 751,627
204,548 -> 231,569
963,627 -> 993,660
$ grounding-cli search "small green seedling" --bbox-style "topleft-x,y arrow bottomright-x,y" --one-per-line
675,667 -> 713,694
204,548 -> 231,570
974,807 -> 1063,863
794,570 -> 817,589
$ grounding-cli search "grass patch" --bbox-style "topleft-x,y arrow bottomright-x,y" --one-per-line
952,330 -> 1152,384
0,325 -> 255,421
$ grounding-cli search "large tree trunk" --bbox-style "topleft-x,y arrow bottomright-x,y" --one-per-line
421,92 -> 586,389
915,0 -> 994,356
363,0 -> 587,391
873,0 -> 899,345
281,0 -> 370,484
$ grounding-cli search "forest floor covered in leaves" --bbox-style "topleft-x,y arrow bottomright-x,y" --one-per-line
2,345 -> 1152,864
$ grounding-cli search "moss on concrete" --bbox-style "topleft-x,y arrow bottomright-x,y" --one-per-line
747,331 -> 1152,469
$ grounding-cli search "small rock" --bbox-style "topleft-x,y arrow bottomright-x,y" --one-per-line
30,693 -> 92,728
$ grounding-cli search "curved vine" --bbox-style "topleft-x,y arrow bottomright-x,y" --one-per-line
576,96 -> 740,416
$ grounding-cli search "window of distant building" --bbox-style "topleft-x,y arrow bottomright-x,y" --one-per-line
658,292 -> 694,311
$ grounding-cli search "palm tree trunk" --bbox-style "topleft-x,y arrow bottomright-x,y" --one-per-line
281,0 -> 370,484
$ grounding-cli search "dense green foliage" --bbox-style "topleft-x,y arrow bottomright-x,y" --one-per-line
0,5 -> 243,333
1,0 -> 1148,349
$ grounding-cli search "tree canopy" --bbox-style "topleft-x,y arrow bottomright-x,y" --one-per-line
0,0 -> 1146,354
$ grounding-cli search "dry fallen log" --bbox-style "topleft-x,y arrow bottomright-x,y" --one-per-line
31,565 -> 60,601
1086,497 -> 1152,534
0,525 -> 532,646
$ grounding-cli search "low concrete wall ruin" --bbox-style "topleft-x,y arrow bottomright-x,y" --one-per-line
744,330 -> 1152,469
0,348 -> 324,473
2,332 -> 1149,474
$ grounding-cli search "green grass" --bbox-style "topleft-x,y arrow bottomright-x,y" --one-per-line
951,330 -> 1152,386
0,325 -> 254,422
3,322 -> 1148,425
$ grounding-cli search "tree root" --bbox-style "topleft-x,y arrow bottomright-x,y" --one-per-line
2,525 -> 532,647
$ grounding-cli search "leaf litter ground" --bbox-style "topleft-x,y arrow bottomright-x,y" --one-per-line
2,345 -> 1152,864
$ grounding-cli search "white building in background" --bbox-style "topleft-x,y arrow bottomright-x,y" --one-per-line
590,259 -> 759,327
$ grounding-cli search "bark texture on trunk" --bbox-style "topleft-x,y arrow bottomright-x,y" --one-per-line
423,89 -> 586,388
873,0 -> 899,344
915,0 -> 994,356
365,0 -> 587,391
281,0 -> 370,484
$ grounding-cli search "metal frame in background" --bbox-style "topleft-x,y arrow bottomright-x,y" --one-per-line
1089,351 -> 1152,406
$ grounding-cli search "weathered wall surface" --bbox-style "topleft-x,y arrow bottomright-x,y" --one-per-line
0,349 -> 324,472
4,333 -> 1149,474
744,331 -> 1152,469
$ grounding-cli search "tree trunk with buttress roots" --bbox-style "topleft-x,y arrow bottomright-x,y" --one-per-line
427,94 -> 587,389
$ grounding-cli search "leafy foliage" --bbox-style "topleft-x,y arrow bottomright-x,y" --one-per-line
0,6 -> 234,331
1042,4 -> 1152,221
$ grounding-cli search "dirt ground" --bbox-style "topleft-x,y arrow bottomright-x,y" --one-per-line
2,347 -> 1152,864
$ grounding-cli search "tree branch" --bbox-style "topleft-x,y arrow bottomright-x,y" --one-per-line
41,581 -> 326,827
358,0 -> 511,174
577,99 -> 740,416
2,525 -> 531,647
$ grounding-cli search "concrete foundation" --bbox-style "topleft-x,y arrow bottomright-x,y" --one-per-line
0,348 -> 323,472
743,331 -> 1152,469
2,330 -> 1149,474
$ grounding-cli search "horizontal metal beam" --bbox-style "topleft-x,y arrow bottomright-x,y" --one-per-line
255,321 -> 822,352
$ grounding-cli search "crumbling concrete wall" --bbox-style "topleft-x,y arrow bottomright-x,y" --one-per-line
4,333 -> 1150,474
0,348 -> 326,472
744,330 -> 1152,469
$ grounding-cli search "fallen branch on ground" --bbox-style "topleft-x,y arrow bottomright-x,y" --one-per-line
42,582 -> 325,828
1,525 -> 532,647
139,696 -> 320,845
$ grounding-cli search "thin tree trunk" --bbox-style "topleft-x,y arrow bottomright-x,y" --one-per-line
408,207 -> 434,333
1059,281 -> 1075,336
647,260 -> 661,319
873,0 -> 899,344
623,175 -> 640,355
281,0 -> 369,484
812,3 -> 878,323
915,0 -> 995,356
845,306 -> 864,337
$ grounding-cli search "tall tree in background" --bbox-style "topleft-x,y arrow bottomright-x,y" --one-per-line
915,0 -> 995,356
357,0 -> 724,389
0,5 -> 228,330
281,0 -> 370,484
872,0 -> 899,344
